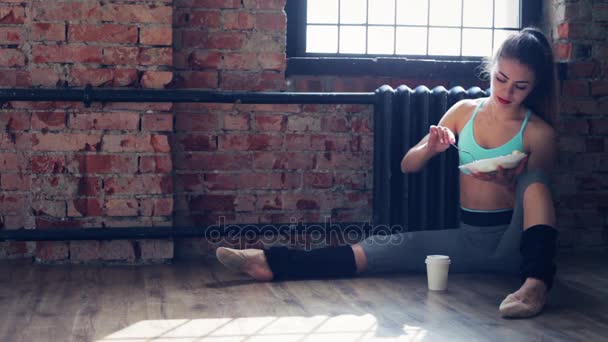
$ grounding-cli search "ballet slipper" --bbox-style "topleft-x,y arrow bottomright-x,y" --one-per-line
215,247 -> 273,281
499,293 -> 544,318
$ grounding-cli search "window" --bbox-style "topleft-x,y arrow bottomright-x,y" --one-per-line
286,0 -> 542,76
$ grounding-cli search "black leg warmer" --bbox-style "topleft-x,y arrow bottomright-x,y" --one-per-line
264,245 -> 357,281
520,224 -> 558,290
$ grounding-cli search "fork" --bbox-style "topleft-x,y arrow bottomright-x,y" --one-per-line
451,143 -> 476,162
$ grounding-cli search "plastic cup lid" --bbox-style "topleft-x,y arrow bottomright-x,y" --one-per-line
425,255 -> 451,263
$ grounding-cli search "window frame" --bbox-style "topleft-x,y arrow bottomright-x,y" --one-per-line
285,0 -> 543,78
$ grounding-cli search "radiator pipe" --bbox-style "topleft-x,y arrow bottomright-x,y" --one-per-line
0,86 -> 376,106
0,222 -> 372,242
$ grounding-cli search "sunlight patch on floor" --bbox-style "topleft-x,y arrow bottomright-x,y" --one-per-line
96,314 -> 427,341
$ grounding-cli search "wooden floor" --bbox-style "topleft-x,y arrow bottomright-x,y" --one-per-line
1,249 -> 607,342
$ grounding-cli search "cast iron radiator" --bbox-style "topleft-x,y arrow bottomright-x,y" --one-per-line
373,85 -> 488,231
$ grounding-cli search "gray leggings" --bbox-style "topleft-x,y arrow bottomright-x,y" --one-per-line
360,170 -> 549,274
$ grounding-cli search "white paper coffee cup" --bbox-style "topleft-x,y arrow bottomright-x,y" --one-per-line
425,255 -> 451,291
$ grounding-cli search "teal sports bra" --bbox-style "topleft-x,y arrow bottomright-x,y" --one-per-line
458,99 -> 531,174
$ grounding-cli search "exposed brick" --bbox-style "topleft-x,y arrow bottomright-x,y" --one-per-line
30,68 -> 61,87
31,133 -> 102,152
140,198 -> 173,216
174,153 -> 251,171
219,133 -> 283,151
77,177 -> 102,196
189,194 -> 235,211
176,71 -> 218,88
102,134 -> 171,153
31,111 -> 66,130
35,242 -> 69,262
255,114 -> 284,131
557,22 -> 588,39
0,70 -> 30,87
590,81 -> 608,97
70,241 -> 100,262
556,2 -> 591,22
224,114 -> 250,130
206,172 -> 299,190
33,1 -> 102,21
257,52 -> 285,71
102,4 -> 172,24
313,134 -> 350,151
69,24 -> 138,43
175,0 -> 240,9
304,172 -> 333,189
0,49 -> 24,67
223,52 -> 259,70
186,51 -> 222,69
102,47 -> 139,65
554,43 -> 572,61
99,240 -> 136,261
182,10 -> 221,27
175,113 -> 219,131
321,115 -> 350,132
69,112 -> 140,131
71,155 -> 138,174
562,80 -> 589,97
567,61 -> 600,79
223,11 -> 255,30
242,0 -> 286,10
139,239 -> 173,260
105,175 -> 172,195
555,117 -> 589,135
32,200 -> 66,217
177,134 -> 217,151
0,111 -> 30,130
138,48 -> 172,66
105,198 -> 139,216
0,194 -> 26,214
70,68 -> 139,87
1,173 -> 30,191
142,114 -> 173,131
140,27 -> 172,46
253,152 -> 315,170
204,31 -> 246,49
140,155 -> 173,173
141,71 -> 173,89
316,152 -> 371,170
221,71 -> 285,91
0,27 -> 21,44
32,45 -> 103,64
254,12 -> 286,31
0,6 -> 25,24
31,155 -> 67,174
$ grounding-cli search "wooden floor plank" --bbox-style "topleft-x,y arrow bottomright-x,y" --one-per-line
0,250 -> 607,342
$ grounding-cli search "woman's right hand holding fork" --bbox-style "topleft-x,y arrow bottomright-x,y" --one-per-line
427,125 -> 456,153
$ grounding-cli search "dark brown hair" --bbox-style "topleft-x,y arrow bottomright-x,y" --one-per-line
482,28 -> 557,125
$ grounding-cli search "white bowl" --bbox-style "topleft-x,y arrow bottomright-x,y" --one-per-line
459,152 -> 527,173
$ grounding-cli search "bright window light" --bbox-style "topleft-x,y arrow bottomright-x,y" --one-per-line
304,0 -> 522,57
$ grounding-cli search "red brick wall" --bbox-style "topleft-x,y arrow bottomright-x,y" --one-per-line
172,0 -> 373,255
551,0 -> 608,248
0,0 -> 605,262
0,0 -> 174,262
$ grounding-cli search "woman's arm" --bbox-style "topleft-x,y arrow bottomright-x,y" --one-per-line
400,100 -> 469,173
526,120 -> 557,173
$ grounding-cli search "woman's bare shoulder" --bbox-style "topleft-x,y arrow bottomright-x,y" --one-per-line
525,113 -> 556,148
444,98 -> 483,132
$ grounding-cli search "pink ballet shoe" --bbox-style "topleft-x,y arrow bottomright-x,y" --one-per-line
499,293 -> 544,318
215,247 -> 273,281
